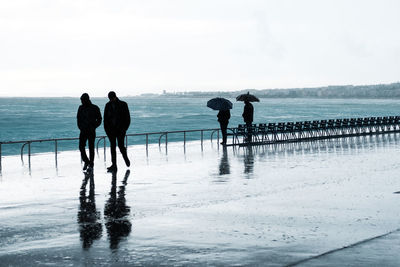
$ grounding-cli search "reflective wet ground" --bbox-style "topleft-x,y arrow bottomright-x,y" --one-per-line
1,134 -> 400,266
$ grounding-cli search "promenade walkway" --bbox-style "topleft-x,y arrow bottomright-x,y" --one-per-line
0,135 -> 400,266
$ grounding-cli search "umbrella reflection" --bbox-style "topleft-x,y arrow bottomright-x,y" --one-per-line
77,171 -> 103,250
104,170 -> 131,250
244,146 -> 254,175
219,146 -> 230,175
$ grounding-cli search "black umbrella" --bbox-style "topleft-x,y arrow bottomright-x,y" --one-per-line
207,97 -> 233,110
236,92 -> 260,102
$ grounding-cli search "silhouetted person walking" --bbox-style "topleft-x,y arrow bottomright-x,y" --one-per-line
217,109 -> 230,145
104,91 -> 131,172
77,93 -> 102,171
242,100 -> 254,142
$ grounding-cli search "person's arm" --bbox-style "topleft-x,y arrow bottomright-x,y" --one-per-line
77,107 -> 82,130
95,106 -> 102,128
104,104 -> 109,133
124,102 -> 131,131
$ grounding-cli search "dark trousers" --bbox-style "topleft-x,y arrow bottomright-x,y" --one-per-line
219,121 -> 228,144
246,122 -> 253,142
79,131 -> 96,165
107,132 -> 128,165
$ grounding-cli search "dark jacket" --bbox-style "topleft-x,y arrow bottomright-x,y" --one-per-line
104,98 -> 131,135
242,102 -> 254,123
217,110 -> 230,124
77,101 -> 102,132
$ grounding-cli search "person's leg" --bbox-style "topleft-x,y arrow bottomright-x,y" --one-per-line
108,134 -> 117,166
79,132 -> 89,164
223,126 -> 228,144
220,122 -> 228,144
117,133 -> 130,167
88,131 -> 96,167
246,122 -> 252,142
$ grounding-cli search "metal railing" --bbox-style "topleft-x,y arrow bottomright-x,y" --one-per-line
96,128 -> 220,157
0,128 -> 220,173
228,116 -> 400,146
2,115 -> 400,173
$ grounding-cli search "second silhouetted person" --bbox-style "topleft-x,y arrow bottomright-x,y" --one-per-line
104,91 -> 131,172
217,109 -> 230,145
77,93 -> 102,171
242,100 -> 254,142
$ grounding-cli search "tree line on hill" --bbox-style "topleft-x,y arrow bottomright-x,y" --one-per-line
156,82 -> 400,99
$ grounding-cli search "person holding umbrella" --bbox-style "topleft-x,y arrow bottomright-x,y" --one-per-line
207,97 -> 232,145
236,92 -> 259,142
242,100 -> 254,126
217,109 -> 231,145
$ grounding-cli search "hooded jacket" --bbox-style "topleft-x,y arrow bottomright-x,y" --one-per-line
77,100 -> 102,132
104,98 -> 131,135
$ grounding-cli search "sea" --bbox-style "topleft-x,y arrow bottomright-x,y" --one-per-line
0,97 -> 399,156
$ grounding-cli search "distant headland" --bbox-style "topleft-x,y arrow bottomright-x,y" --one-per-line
140,82 -> 400,99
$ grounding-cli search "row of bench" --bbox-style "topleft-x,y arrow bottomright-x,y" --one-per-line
229,116 -> 400,145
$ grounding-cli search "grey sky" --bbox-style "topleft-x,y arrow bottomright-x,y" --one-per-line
0,0 -> 399,96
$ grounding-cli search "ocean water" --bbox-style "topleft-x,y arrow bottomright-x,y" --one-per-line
0,97 -> 399,155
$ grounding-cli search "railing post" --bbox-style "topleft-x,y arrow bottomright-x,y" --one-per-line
0,143 -> 2,174
201,130 -> 203,145
184,131 -> 186,147
55,140 -> 58,168
146,134 -> 149,156
165,133 -> 168,149
104,137 -> 106,161
21,143 -> 26,164
158,134 -> 164,147
28,142 -> 31,170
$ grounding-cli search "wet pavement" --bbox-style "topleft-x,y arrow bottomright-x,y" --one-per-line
1,134 -> 400,266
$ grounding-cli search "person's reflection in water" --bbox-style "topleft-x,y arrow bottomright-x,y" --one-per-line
104,170 -> 131,250
244,146 -> 254,175
77,171 -> 102,249
219,146 -> 230,175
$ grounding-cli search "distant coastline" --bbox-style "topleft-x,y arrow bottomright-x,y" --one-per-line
1,82 -> 400,99
141,82 -> 400,99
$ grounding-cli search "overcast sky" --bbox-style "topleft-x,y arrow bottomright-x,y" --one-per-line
0,0 -> 399,97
